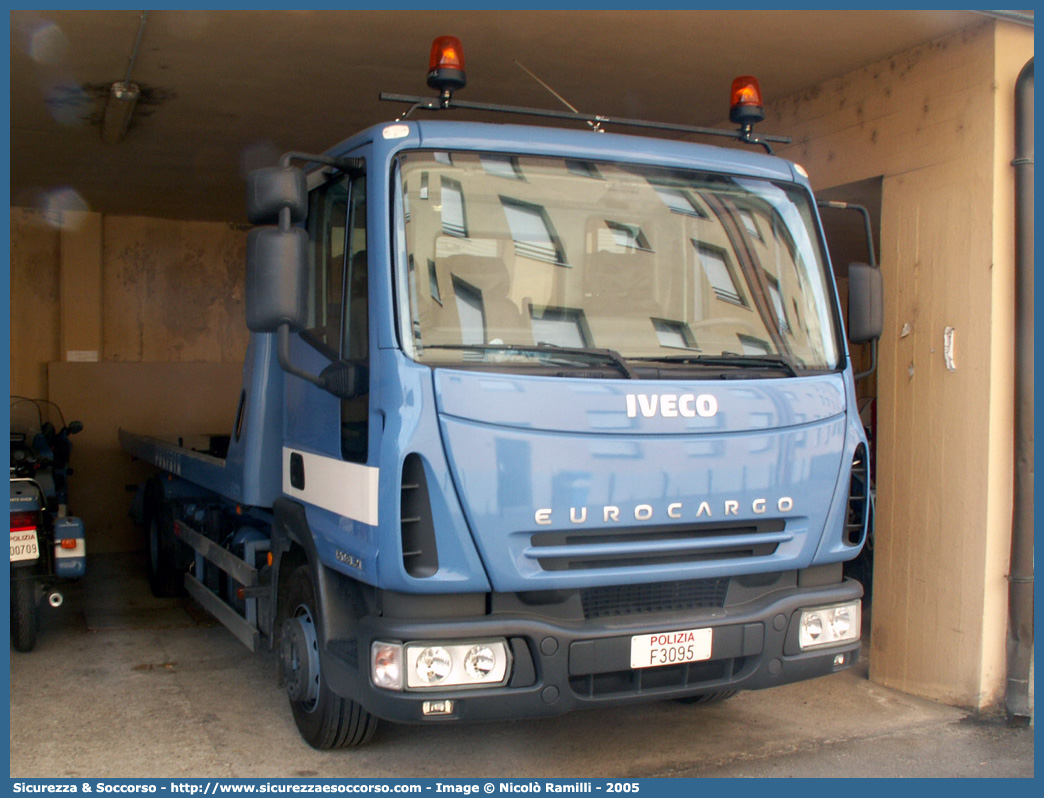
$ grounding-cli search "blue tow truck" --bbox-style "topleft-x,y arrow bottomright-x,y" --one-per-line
120,38 -> 882,749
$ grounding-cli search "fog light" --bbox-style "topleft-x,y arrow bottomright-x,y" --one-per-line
422,699 -> 455,716
415,646 -> 452,684
798,601 -> 861,651
463,645 -> 496,679
371,641 -> 403,690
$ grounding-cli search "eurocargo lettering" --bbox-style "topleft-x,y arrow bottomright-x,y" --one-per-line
534,496 -> 795,525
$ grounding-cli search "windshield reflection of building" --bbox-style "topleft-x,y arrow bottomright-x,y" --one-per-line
401,152 -> 836,368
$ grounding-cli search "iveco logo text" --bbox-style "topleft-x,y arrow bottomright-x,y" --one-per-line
626,393 -> 718,418
534,497 -> 794,526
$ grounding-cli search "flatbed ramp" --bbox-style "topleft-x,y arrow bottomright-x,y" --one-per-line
119,428 -> 240,501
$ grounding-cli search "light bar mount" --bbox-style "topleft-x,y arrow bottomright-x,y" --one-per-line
379,92 -> 790,154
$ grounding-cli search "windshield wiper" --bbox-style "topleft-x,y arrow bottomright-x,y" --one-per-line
423,343 -> 637,379
632,353 -> 798,377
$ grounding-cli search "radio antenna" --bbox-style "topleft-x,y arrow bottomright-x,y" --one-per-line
514,60 -> 602,132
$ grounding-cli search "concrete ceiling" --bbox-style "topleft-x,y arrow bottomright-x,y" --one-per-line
10,9 -> 997,223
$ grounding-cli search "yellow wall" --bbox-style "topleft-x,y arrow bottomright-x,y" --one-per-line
761,21 -> 1031,710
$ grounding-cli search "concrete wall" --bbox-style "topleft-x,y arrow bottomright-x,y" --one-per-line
10,209 -> 61,398
760,21 -> 1032,710
101,216 -> 248,363
9,209 -> 247,552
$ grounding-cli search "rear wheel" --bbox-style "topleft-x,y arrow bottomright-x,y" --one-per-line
11,570 -> 39,652
675,690 -> 738,706
280,565 -> 377,749
145,503 -> 183,598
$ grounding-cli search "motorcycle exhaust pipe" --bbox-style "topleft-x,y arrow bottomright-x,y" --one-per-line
48,591 -> 63,608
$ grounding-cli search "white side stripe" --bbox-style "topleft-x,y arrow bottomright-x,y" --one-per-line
282,448 -> 380,527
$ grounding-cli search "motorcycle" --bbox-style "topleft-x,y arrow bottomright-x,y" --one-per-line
10,397 -> 86,652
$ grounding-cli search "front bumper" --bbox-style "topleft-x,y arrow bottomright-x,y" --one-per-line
320,577 -> 863,724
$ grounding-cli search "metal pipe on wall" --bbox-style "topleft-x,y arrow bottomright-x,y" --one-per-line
101,11 -> 149,145
1006,57 -> 1033,725
973,10 -> 1036,28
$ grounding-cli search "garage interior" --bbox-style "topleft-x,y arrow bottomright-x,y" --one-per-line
8,9 -> 1033,765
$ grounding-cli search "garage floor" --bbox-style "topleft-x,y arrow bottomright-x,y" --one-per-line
10,554 -> 1034,779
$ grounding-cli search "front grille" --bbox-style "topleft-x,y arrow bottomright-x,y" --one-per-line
580,578 -> 729,619
529,519 -> 788,572
570,657 -> 745,698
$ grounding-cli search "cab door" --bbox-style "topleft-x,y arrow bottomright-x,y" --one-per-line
282,151 -> 379,562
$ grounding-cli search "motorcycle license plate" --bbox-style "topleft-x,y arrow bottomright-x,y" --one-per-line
630,627 -> 713,669
10,529 -> 39,562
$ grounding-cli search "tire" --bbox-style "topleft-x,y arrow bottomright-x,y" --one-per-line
675,690 -> 739,706
280,565 -> 377,749
11,570 -> 38,653
145,502 -> 184,598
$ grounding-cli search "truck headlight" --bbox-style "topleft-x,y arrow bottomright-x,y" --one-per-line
798,601 -> 861,650
404,639 -> 510,689
415,646 -> 453,684
463,645 -> 496,679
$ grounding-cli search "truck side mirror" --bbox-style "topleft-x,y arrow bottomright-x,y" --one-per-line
246,166 -> 308,226
243,157 -> 367,398
245,227 -> 308,333
847,262 -> 883,343
319,361 -> 369,400
245,165 -> 311,333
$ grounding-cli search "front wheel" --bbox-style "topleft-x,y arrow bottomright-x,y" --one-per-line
280,565 -> 377,749
11,570 -> 39,652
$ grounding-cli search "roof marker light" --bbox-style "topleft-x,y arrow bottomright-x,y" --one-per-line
427,36 -> 467,100
730,75 -> 765,127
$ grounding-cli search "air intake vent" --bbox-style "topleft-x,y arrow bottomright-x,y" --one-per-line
581,578 -> 729,619
845,444 -> 870,546
530,520 -> 788,572
400,454 -> 439,578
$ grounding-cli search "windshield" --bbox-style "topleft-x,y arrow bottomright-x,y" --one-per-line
395,150 -> 842,375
